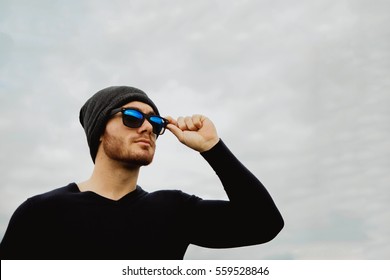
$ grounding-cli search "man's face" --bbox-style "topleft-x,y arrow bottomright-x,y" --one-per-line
100,101 -> 157,166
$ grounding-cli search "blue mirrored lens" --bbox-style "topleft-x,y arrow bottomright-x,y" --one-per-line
123,109 -> 143,119
150,117 -> 165,134
150,116 -> 164,125
122,109 -> 144,128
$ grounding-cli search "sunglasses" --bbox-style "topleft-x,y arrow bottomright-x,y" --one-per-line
110,108 -> 168,136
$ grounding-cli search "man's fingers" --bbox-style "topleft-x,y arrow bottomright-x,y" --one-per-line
165,116 -> 177,126
164,114 -> 219,152
184,116 -> 198,131
192,114 -> 204,129
176,116 -> 185,130
175,115 -> 204,131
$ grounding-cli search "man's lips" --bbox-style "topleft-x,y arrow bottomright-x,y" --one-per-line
134,138 -> 153,146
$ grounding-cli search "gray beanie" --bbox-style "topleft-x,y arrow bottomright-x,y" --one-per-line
79,86 -> 160,163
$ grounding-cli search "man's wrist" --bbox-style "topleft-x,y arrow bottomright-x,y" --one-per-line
199,138 -> 220,153
200,138 -> 221,154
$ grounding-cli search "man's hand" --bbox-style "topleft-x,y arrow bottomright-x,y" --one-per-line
166,115 -> 219,152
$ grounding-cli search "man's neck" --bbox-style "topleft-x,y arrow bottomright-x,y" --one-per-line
78,159 -> 140,201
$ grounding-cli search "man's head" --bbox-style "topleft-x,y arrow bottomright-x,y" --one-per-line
79,86 -> 161,163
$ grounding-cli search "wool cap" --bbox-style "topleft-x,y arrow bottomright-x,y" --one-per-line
79,86 -> 160,163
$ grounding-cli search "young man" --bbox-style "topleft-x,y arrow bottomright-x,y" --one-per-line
0,86 -> 284,259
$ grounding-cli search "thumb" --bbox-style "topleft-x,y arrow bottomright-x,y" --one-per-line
167,123 -> 184,141
165,116 -> 184,142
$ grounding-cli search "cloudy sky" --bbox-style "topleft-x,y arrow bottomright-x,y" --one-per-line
0,0 -> 389,259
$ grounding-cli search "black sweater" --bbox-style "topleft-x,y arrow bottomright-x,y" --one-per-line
0,140 -> 284,259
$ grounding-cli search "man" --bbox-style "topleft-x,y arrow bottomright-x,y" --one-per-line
0,86 -> 284,259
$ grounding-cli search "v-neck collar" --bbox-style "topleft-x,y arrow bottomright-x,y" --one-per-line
69,182 -> 147,203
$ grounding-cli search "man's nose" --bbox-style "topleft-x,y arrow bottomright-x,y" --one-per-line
138,118 -> 154,134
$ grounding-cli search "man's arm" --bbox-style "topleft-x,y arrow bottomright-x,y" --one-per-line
190,139 -> 284,247
167,115 -> 284,248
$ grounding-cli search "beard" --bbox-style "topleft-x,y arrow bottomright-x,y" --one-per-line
102,132 -> 155,167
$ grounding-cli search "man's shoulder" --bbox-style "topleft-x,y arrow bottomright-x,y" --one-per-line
11,183 -> 78,216
27,183 -> 78,204
137,188 -> 201,213
143,188 -> 201,203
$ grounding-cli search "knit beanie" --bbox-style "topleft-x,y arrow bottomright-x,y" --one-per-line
79,86 -> 160,163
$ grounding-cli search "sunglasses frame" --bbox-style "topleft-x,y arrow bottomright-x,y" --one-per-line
109,107 -> 169,136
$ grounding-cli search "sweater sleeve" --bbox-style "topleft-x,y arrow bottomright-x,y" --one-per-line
187,139 -> 284,248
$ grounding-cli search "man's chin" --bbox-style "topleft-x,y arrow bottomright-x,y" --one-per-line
130,158 -> 153,167
102,139 -> 155,167
121,154 -> 154,167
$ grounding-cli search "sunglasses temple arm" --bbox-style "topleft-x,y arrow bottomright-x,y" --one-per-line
109,108 -> 123,116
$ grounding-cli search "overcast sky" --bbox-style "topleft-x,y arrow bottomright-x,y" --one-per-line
1,0 -> 389,259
